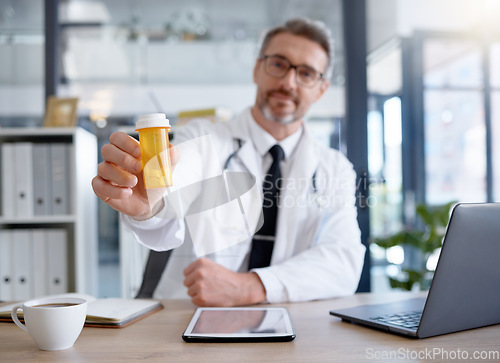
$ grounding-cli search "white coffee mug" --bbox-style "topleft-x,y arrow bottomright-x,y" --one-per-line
11,297 -> 87,351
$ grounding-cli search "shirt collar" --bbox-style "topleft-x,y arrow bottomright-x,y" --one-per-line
248,115 -> 303,161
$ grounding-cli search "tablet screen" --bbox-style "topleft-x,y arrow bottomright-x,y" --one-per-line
182,307 -> 295,342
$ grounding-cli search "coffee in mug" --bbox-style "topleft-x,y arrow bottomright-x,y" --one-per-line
11,297 -> 87,351
33,303 -> 79,308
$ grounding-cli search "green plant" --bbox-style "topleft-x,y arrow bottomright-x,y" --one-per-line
373,201 -> 456,291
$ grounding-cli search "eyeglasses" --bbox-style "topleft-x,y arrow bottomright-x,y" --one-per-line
260,55 -> 325,88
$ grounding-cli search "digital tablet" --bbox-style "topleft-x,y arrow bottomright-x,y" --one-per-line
182,307 -> 296,342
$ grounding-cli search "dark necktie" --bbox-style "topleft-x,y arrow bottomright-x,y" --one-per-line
248,144 -> 285,270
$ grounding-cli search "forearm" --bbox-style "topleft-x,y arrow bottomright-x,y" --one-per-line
253,210 -> 365,303
242,272 -> 267,305
255,241 -> 365,303
120,213 -> 185,251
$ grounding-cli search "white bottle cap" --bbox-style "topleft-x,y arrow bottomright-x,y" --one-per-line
135,113 -> 171,130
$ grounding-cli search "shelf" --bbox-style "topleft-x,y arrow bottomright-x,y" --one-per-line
0,215 -> 77,225
0,126 -> 98,299
59,22 -> 105,28
0,127 -> 82,138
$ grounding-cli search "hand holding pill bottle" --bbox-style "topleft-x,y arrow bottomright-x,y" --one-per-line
135,113 -> 173,189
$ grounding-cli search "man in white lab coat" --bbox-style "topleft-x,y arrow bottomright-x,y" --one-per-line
92,17 -> 366,306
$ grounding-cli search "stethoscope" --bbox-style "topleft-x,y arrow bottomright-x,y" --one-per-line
223,138 -> 327,208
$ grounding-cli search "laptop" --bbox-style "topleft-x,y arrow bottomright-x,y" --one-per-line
330,203 -> 500,338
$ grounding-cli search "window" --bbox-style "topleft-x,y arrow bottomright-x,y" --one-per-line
423,38 -> 486,204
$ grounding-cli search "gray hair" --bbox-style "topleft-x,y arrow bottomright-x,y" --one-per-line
257,17 -> 334,80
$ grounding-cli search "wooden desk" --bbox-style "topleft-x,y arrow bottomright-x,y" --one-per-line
1,292 -> 499,362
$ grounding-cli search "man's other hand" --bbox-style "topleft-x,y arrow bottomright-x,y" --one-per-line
183,258 -> 267,307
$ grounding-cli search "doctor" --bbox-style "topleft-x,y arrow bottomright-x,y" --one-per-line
92,17 -> 365,306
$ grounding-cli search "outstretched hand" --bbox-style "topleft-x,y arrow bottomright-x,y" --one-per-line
91,131 -> 180,220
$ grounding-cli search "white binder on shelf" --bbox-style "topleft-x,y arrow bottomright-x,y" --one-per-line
14,143 -> 34,217
0,230 -> 13,301
50,144 -> 69,215
32,144 -> 52,216
32,229 -> 48,297
47,229 -> 68,295
12,229 -> 33,300
1,143 -> 16,218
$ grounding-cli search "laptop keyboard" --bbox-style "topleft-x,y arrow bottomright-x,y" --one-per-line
371,311 -> 422,330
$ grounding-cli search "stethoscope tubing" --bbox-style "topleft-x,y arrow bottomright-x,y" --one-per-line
224,138 -> 319,194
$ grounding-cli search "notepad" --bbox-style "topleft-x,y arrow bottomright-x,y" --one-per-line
0,293 -> 163,328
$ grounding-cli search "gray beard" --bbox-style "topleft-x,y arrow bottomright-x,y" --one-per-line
262,105 -> 297,125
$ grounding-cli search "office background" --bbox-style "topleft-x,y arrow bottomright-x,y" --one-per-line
1,0 -> 499,299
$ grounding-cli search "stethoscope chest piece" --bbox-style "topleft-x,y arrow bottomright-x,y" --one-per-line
313,193 -> 328,209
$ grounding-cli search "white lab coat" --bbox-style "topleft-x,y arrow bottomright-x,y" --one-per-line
122,108 -> 366,303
